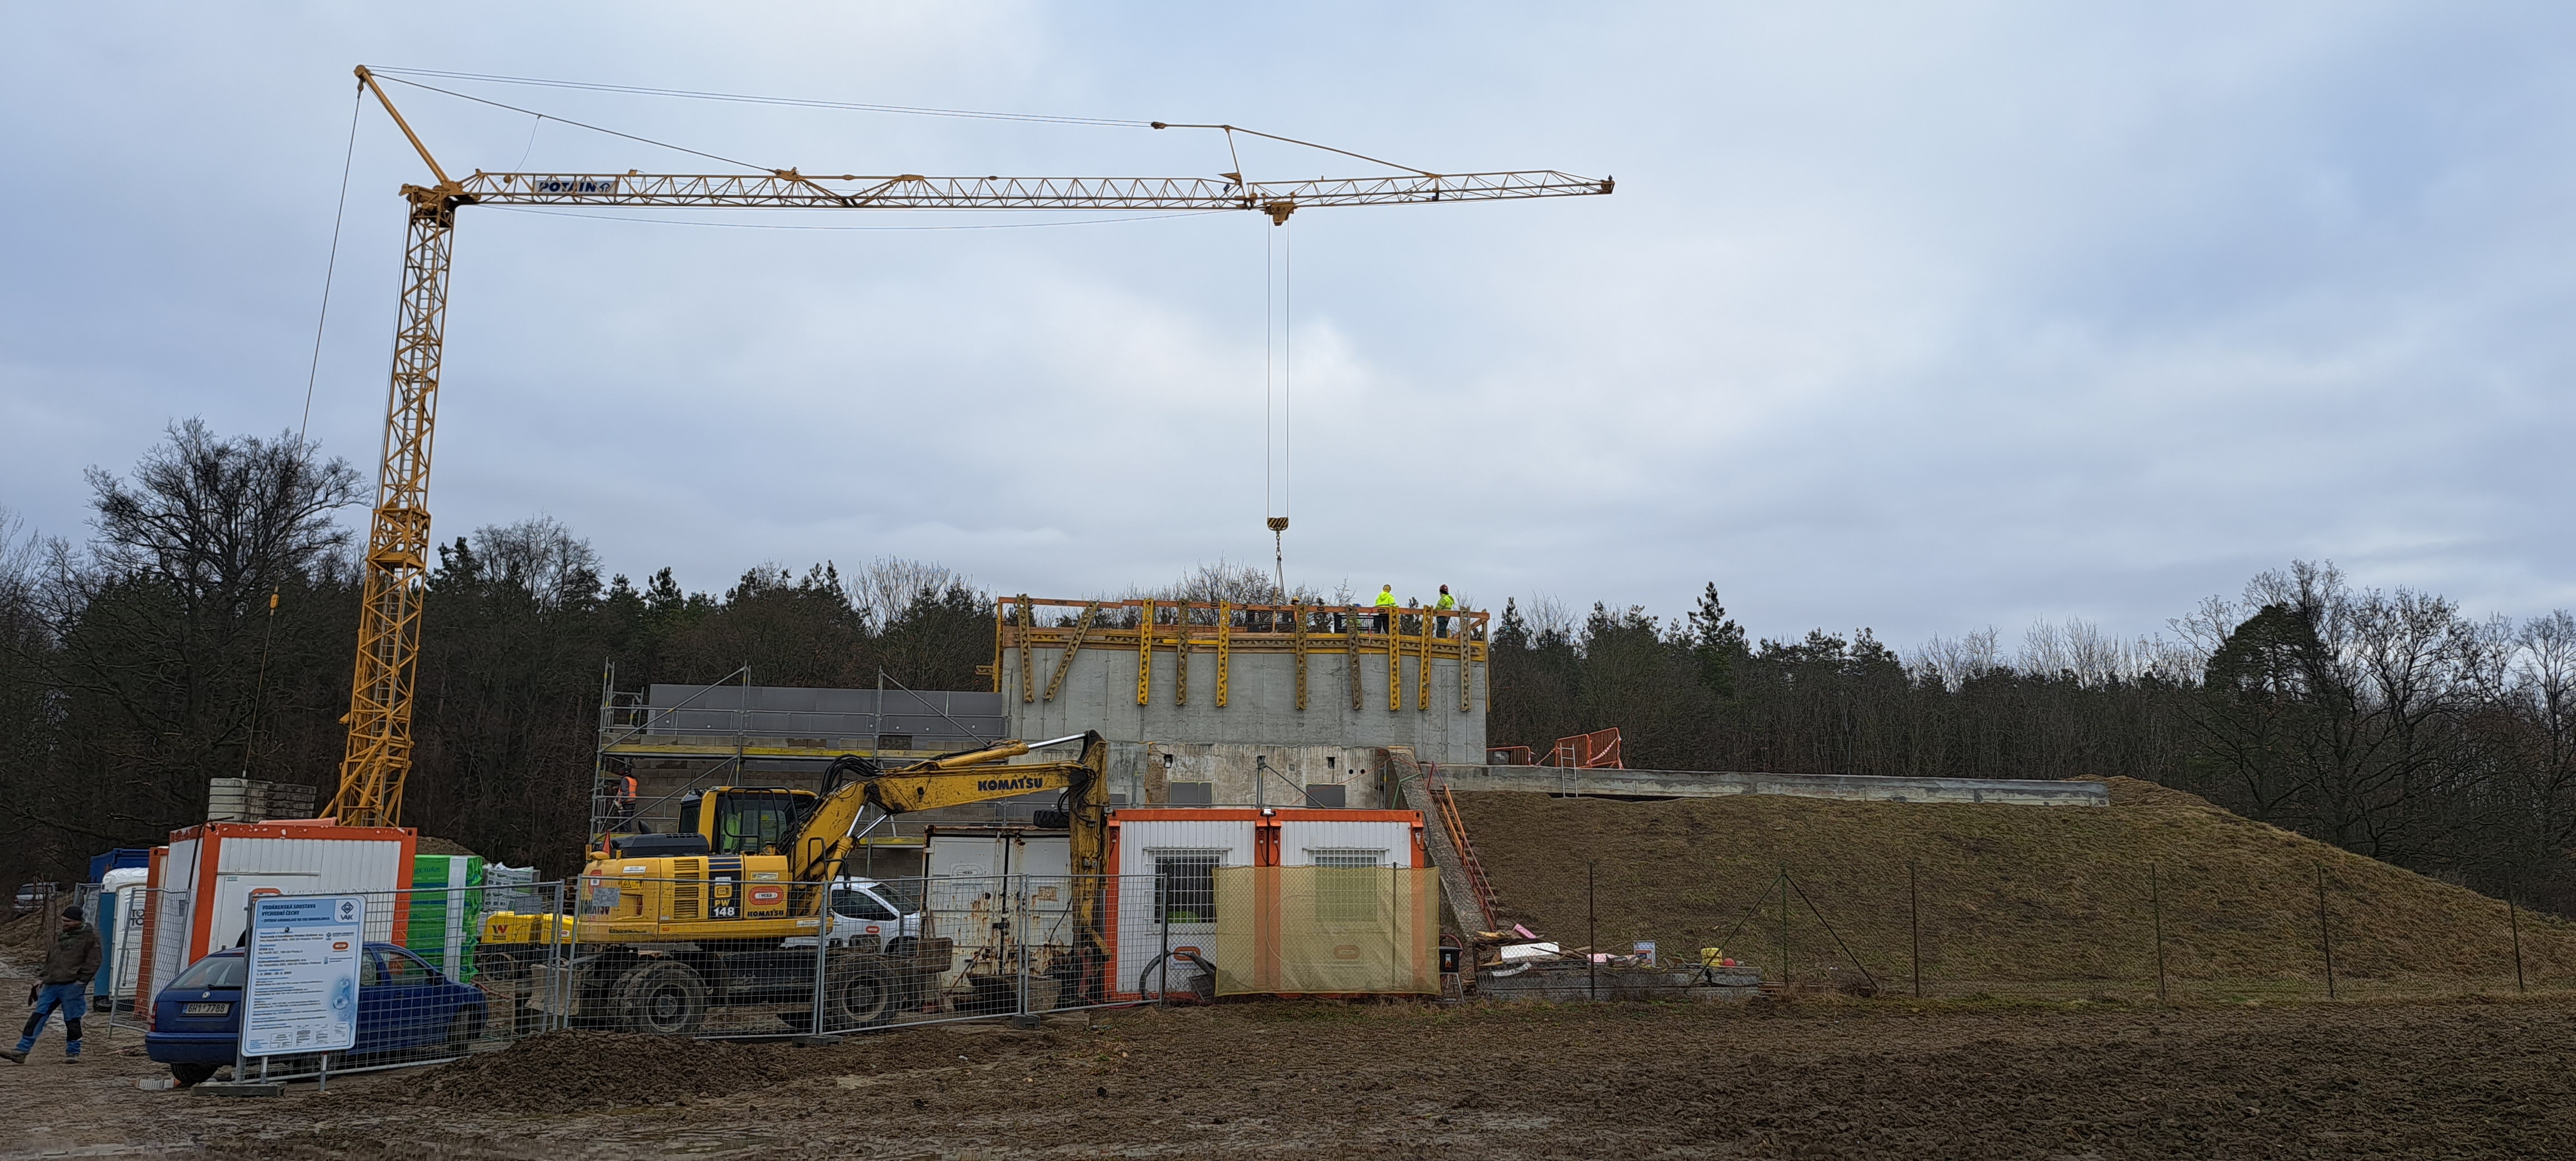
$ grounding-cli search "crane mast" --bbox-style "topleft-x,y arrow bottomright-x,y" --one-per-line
325,65 -> 1611,827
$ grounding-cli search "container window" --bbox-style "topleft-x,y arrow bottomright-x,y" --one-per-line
1309,850 -> 1390,925
1152,850 -> 1223,924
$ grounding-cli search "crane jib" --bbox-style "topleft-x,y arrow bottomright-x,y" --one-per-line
529,177 -> 620,196
325,60 -> 1607,830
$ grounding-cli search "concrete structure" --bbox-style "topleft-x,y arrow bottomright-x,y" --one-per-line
590,598 -> 1489,843
1441,765 -> 2111,807
996,597 -> 1488,770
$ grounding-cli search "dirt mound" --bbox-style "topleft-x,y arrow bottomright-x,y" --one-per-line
1453,779 -> 2576,997
407,1031 -> 812,1110
414,835 -> 479,858
404,1023 -> 1062,1112
0,909 -> 66,962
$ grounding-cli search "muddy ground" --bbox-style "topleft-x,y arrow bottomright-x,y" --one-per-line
8,937 -> 2574,1161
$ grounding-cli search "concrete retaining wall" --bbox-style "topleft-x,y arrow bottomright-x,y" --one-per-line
1438,765 -> 2109,807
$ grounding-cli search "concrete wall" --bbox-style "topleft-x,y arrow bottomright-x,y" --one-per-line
1002,641 -> 1485,766
1104,742 -> 1388,809
1441,765 -> 2110,807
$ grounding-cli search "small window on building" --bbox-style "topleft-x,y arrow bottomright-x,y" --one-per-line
1302,783 -> 1346,809
1168,781 -> 1214,806
1309,848 -> 1389,869
1152,850 -> 1223,924
1325,756 -> 1336,769
1309,848 -> 1391,924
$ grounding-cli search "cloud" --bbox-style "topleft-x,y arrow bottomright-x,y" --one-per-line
6,2 -> 2574,648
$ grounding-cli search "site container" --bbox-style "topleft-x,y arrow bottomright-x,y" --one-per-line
921,826 -> 1074,1010
133,821 -> 416,1019
1101,809 -> 1428,1000
1104,810 -> 1256,1000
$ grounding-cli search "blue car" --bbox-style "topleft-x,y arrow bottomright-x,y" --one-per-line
146,943 -> 488,1086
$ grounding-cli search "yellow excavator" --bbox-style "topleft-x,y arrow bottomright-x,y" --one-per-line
480,732 -> 1108,1034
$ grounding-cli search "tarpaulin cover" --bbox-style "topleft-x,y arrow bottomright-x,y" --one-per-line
1211,866 -> 1440,996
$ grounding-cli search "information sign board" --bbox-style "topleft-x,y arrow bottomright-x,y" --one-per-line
241,894 -> 364,1057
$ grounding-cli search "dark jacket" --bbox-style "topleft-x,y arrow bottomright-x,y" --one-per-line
40,922 -> 101,986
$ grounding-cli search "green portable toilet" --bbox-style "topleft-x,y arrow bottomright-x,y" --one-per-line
406,854 -> 485,981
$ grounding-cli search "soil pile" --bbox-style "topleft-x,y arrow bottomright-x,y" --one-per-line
407,1031 -> 814,1110
1453,777 -> 2576,996
416,835 -> 480,858
0,909 -> 66,960
404,1025 -> 1058,1113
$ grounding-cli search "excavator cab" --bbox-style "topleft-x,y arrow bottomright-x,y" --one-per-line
679,787 -> 818,856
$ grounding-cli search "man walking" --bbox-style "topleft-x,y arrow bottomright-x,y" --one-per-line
1373,584 -> 1398,633
1433,584 -> 1457,638
3,905 -> 101,1064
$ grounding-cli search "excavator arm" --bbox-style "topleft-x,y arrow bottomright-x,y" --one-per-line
788,732 -> 1111,901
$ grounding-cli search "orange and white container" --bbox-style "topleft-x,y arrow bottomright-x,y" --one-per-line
133,821 -> 416,1018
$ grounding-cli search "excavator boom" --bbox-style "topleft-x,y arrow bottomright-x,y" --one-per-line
788,732 -> 1109,892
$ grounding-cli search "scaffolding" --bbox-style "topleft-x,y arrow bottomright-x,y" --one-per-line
587,664 -> 999,853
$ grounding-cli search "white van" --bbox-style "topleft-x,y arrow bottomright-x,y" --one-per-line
782,878 -> 921,954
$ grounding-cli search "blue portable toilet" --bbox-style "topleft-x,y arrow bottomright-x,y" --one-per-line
86,848 -> 150,884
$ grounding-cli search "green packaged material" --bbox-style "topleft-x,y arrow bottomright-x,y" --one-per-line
406,854 -> 485,981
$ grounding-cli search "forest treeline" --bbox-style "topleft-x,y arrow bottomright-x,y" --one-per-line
5,424 -> 2574,912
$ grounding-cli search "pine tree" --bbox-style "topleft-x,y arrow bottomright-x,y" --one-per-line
1684,582 -> 1745,695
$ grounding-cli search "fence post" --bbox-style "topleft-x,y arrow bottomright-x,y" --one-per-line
810,877 -> 831,1036
1907,862 -> 1922,999
1778,869 -> 1790,993
1017,875 -> 1033,1025
2314,863 -> 2337,1000
1585,860 -> 1597,1002
554,880 -> 574,1035
2507,874 -> 2527,994
2150,862 -> 2168,1003
1157,867 -> 1172,1004
234,894 -> 253,1084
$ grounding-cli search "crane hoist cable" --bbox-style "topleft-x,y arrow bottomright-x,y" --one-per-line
243,81 -> 365,783
321,64 -> 1611,828
1265,216 -> 1295,601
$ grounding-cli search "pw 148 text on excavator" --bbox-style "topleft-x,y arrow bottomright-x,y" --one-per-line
477,733 -> 1109,1035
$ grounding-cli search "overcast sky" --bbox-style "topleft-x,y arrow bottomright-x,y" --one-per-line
6,3 -> 2572,649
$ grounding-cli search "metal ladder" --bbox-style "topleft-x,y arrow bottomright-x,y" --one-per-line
1431,780 -> 1505,931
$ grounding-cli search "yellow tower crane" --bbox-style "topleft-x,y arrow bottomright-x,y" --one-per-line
325,65 -> 1612,827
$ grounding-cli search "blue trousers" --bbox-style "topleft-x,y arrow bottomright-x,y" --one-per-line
17,982 -> 87,1056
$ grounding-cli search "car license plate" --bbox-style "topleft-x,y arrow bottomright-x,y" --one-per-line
182,1002 -> 231,1016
